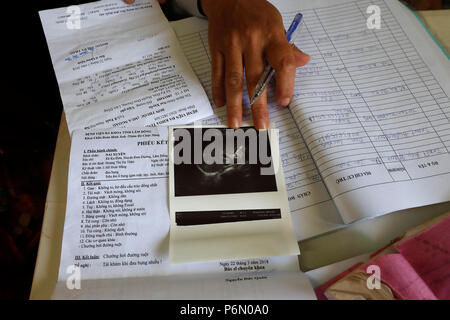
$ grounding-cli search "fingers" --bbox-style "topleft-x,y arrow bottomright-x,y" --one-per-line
224,46 -> 244,129
211,51 -> 225,108
265,38 -> 297,107
244,48 -> 269,130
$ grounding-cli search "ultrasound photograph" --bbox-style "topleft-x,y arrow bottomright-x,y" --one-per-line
173,127 -> 278,197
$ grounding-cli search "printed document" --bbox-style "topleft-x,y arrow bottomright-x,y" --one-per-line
52,127 -> 315,299
39,0 -> 213,133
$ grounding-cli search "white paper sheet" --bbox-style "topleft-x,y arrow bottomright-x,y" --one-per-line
39,0 -> 213,133
275,0 -> 450,223
53,127 -> 315,299
53,272 -> 316,300
168,126 -> 300,264
172,0 -> 450,229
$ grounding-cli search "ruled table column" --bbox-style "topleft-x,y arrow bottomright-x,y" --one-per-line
295,3 -> 395,195
316,1 -> 414,182
356,0 -> 450,180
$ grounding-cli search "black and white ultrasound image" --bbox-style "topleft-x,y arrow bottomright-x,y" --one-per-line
174,127 -> 278,196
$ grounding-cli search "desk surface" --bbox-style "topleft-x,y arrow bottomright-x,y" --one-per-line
30,10 -> 450,299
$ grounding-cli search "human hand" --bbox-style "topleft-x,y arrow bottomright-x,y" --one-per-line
201,0 -> 310,129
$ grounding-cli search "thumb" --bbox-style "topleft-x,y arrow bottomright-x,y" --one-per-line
292,45 -> 310,68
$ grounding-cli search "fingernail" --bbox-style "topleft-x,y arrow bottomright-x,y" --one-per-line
255,118 -> 268,130
214,99 -> 225,108
228,117 -> 240,129
280,97 -> 291,106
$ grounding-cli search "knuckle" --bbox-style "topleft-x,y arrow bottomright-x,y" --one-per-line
226,72 -> 243,89
247,34 -> 262,50
267,26 -> 285,42
212,82 -> 223,91
246,73 -> 262,89
243,26 -> 261,43
277,55 -> 295,71
224,32 -> 240,49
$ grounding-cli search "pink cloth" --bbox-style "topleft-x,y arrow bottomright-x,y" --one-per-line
366,254 -> 437,300
396,216 -> 450,300
319,216 -> 450,300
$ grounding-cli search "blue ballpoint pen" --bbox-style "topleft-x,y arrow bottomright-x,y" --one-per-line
249,12 -> 303,105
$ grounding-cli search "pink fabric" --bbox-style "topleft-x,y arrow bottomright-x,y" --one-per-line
316,217 -> 450,300
365,254 -> 437,300
396,216 -> 450,300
